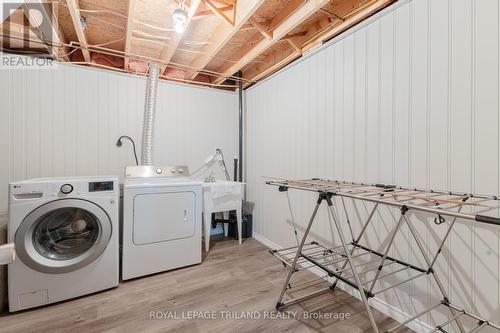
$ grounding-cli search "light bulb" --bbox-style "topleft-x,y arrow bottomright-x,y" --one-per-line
173,6 -> 187,33
174,22 -> 185,33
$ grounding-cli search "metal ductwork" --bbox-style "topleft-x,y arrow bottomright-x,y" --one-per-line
141,63 -> 160,165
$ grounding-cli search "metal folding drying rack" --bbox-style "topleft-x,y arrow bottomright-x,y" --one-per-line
266,178 -> 500,333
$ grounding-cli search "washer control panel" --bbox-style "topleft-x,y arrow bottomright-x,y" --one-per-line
126,165 -> 190,178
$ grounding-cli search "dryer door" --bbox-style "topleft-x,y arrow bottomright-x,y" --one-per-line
15,199 -> 112,274
133,191 -> 196,245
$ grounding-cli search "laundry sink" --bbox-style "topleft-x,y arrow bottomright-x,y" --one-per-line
202,181 -> 245,212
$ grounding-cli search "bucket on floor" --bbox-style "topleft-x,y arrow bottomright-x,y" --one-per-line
228,212 -> 252,239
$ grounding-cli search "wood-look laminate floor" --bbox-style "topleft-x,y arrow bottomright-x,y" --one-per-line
0,237 -> 411,333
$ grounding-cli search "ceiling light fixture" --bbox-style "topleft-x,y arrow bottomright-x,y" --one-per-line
172,0 -> 188,33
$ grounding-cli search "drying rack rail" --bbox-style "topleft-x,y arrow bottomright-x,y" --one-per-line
266,178 -> 500,333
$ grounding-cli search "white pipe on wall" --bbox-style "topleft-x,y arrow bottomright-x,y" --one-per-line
141,63 -> 160,165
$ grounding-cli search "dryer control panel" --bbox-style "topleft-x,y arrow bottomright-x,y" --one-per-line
125,165 -> 190,178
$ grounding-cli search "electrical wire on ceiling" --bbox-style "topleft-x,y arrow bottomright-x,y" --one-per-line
0,34 -> 253,85
183,40 -> 212,46
133,19 -> 176,33
53,0 -> 176,33
133,31 -> 171,41
176,48 -> 272,66
52,0 -> 127,19
93,36 -> 125,47
78,7 -> 128,19
131,37 -> 169,48
49,0 -> 270,69
53,60 -> 240,89
57,47 -> 79,58
84,15 -> 125,31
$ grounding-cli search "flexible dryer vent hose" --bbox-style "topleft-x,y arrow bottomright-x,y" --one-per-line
141,63 -> 160,165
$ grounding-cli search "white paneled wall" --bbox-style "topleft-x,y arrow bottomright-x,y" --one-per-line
246,0 -> 499,331
0,58 -> 238,212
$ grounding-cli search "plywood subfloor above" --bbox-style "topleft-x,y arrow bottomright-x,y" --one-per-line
0,0 -> 396,89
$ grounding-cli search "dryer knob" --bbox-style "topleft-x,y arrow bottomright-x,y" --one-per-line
60,184 -> 74,194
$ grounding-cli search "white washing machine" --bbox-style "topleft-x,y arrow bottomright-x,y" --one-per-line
8,176 -> 119,312
122,165 -> 202,280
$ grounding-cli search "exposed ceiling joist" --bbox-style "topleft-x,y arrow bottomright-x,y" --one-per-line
248,17 -> 272,40
188,0 -> 265,80
286,38 -> 301,52
124,0 -> 136,69
203,0 -> 234,26
160,0 -> 202,74
193,4 -> 232,20
214,0 -> 329,84
268,0 -> 306,31
216,0 -> 236,5
22,0 -> 69,60
65,0 -> 90,62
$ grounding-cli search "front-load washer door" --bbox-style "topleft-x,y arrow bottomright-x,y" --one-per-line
133,191 -> 196,245
15,199 -> 112,274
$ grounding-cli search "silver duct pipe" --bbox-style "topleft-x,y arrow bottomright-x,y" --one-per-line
141,63 -> 160,165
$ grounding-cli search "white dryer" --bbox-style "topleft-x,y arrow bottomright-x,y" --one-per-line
122,166 -> 202,280
8,177 -> 119,312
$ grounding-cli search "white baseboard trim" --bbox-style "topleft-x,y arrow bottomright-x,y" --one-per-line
252,231 -> 433,333
252,232 -> 282,249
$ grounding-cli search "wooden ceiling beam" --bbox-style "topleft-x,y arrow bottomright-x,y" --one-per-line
268,0 -> 306,31
193,4 -> 233,20
215,0 -> 236,5
65,0 -> 91,62
286,38 -> 301,52
203,0 -> 234,26
248,17 -> 272,40
160,0 -> 202,74
213,0 -> 329,84
124,0 -> 136,70
188,0 -> 265,80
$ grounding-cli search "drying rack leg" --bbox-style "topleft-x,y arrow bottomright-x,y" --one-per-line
429,206 -> 464,269
326,196 -> 380,333
368,210 -> 407,294
403,215 -> 466,333
331,203 -> 379,291
275,195 -> 323,310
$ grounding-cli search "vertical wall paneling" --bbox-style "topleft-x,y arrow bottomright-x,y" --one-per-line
449,0 -> 474,320
473,0 -> 500,324
245,0 -> 500,331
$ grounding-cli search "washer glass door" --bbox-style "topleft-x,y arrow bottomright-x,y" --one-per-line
33,207 -> 100,260
15,199 -> 112,274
